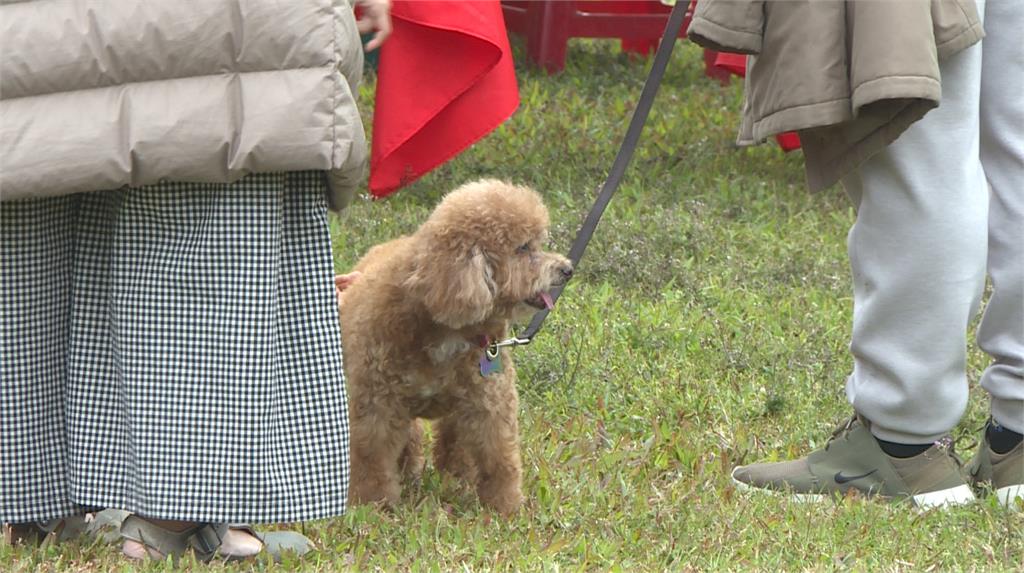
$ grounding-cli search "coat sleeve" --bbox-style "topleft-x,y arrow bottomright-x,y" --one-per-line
327,0 -> 368,211
932,0 -> 985,60
686,0 -> 764,55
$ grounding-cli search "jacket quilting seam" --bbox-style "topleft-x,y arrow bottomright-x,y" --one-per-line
0,66 -> 332,102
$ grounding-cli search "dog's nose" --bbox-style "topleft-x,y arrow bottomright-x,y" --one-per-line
559,265 -> 573,280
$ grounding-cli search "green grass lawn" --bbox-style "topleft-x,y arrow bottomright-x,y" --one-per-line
5,39 -> 1021,572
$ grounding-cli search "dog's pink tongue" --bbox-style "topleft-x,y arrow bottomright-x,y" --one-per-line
541,291 -> 554,309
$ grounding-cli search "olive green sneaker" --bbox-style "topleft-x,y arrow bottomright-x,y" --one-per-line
967,428 -> 1023,509
731,416 -> 976,508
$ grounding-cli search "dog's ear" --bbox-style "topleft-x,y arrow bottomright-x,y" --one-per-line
405,243 -> 495,329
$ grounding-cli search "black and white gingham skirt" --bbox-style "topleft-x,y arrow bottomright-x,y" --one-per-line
0,172 -> 349,524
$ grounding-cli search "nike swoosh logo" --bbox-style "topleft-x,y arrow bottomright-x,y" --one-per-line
834,469 -> 878,484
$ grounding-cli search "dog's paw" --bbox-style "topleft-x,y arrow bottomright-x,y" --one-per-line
478,483 -> 523,517
349,478 -> 401,508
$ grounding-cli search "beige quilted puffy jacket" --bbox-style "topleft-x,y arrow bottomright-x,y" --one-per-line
0,0 -> 367,210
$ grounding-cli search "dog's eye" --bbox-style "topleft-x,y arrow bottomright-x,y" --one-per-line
516,242 -> 531,254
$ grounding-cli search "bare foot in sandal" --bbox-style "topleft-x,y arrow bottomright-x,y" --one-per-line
122,528 -> 262,559
121,515 -> 312,561
122,519 -> 260,559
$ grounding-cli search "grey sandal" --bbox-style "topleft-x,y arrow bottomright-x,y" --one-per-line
119,515 -> 314,562
228,524 -> 316,561
4,519 -> 75,546
3,509 -> 127,546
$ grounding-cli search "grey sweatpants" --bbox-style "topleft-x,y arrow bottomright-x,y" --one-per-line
842,0 -> 1023,443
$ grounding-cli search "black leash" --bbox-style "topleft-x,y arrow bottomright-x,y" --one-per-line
487,0 -> 689,359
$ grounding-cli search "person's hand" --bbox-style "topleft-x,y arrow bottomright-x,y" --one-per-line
356,0 -> 392,52
335,271 -> 362,305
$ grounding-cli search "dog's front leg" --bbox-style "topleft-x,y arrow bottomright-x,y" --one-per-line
399,419 -> 426,481
348,395 -> 412,507
462,381 -> 524,516
433,415 -> 479,484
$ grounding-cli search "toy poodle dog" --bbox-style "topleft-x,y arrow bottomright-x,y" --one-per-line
338,179 -> 573,515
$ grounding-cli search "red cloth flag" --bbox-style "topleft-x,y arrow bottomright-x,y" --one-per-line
369,1 -> 520,198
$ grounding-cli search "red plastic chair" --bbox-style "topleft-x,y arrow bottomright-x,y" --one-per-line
501,0 -> 694,74
501,0 -> 801,151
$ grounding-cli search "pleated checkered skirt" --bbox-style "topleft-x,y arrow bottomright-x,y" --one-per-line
0,172 -> 349,524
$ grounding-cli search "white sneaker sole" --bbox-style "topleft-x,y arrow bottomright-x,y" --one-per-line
911,484 -> 976,509
995,484 -> 1023,509
731,476 -> 828,503
732,470 -> 977,508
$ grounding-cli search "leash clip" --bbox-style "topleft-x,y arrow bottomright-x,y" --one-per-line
485,335 -> 531,359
